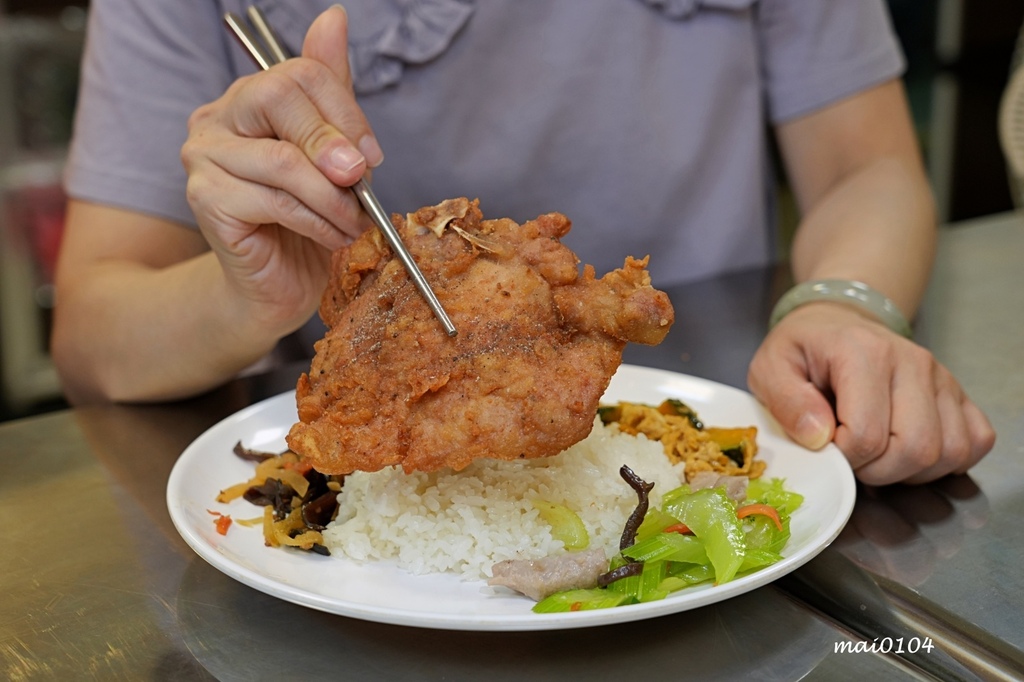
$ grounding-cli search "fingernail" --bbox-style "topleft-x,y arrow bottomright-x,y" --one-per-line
795,413 -> 832,450
329,145 -> 364,175
358,135 -> 384,168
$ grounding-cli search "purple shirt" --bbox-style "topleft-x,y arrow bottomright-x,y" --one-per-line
66,0 -> 904,288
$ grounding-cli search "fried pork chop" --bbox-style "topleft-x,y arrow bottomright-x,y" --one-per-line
286,198 -> 674,474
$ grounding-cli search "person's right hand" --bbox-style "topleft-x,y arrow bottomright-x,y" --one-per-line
181,6 -> 380,340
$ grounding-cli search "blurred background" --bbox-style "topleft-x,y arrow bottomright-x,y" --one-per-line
1,0 -> 1022,422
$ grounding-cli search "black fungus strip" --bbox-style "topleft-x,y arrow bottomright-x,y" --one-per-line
301,491 -> 340,531
243,478 -> 296,518
619,465 -> 655,551
597,561 -> 644,587
230,441 -> 346,554
232,440 -> 279,463
302,470 -> 330,502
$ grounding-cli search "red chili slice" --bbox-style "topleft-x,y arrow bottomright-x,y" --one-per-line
208,509 -> 234,535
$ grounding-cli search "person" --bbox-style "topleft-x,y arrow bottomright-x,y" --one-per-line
52,1 -> 994,485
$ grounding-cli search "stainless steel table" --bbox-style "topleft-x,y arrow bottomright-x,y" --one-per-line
3,211 -> 1022,681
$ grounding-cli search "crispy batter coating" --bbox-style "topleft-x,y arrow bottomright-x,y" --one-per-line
286,198 -> 674,474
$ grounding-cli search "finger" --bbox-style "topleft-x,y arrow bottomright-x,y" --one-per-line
902,379 -> 972,484
199,135 -> 370,242
828,332 -> 894,469
747,344 -> 836,451
187,157 -> 354,252
303,5 -> 354,93
212,178 -> 351,252
229,68 -> 373,187
899,370 -> 993,484
854,347 -> 942,485
302,5 -> 384,168
959,397 -> 996,470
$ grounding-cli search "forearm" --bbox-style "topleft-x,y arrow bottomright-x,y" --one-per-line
52,251 -> 280,403
777,79 -> 937,321
789,154 -> 937,319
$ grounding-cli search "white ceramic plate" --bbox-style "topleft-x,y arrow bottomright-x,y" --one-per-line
167,364 -> 855,631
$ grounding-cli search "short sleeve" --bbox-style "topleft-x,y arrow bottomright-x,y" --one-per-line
64,0 -> 236,227
757,0 -> 906,123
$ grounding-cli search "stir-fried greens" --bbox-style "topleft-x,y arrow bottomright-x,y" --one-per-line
533,471 -> 803,613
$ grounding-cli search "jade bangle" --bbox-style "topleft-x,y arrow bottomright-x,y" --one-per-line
769,279 -> 913,338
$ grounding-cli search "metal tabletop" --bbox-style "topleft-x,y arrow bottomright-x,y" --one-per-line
3,211 -> 1022,681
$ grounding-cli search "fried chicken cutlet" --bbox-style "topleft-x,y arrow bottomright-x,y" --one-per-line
286,198 -> 674,474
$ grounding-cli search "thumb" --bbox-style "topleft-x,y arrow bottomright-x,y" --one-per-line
302,5 -> 354,93
749,360 -> 836,451
299,6 -> 384,176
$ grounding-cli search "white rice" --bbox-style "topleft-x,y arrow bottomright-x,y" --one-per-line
322,420 -> 686,579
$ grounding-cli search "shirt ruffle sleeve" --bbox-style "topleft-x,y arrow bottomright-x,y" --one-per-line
636,0 -> 754,20
349,0 -> 474,94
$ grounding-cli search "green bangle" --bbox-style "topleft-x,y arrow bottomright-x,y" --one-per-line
769,279 -> 913,338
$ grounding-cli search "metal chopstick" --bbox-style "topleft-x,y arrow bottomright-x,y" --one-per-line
245,6 -> 290,65
224,12 -> 275,70
224,9 -> 458,337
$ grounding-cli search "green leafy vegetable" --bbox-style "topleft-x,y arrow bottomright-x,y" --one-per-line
532,478 -> 802,614
622,531 -> 707,565
746,477 -> 804,515
662,487 -> 746,584
532,499 -> 590,551
533,589 -> 629,612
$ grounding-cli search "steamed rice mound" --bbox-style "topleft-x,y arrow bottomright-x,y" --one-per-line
322,420 -> 685,579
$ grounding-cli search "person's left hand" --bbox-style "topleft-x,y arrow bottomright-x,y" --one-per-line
747,302 -> 995,484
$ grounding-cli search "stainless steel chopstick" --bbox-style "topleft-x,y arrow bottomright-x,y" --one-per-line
349,176 -> 457,337
245,6 -> 290,65
224,9 -> 458,337
224,12 -> 275,70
